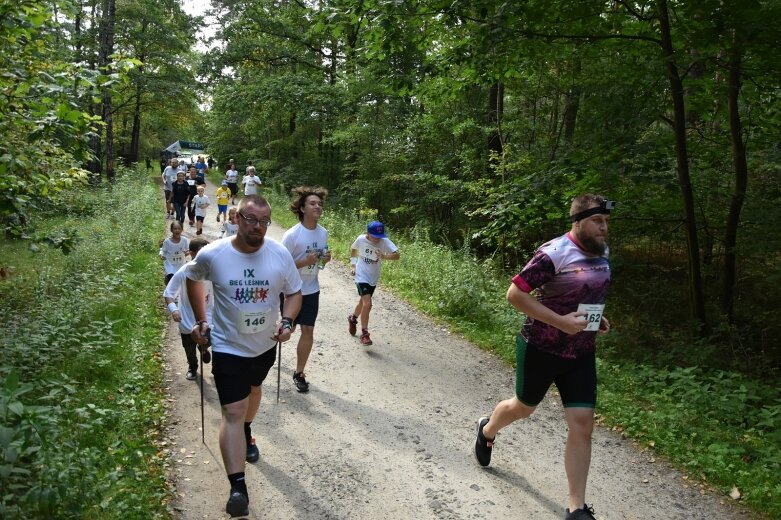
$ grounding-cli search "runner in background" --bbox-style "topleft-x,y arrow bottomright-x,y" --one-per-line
160,220 -> 189,286
162,158 -> 180,219
281,187 -> 331,392
347,221 -> 400,346
164,236 -> 212,380
225,159 -> 239,205
195,155 -> 209,183
241,166 -> 262,196
186,166 -> 199,227
169,171 -> 190,225
216,180 -> 231,223
221,207 -> 238,239
193,185 -> 210,236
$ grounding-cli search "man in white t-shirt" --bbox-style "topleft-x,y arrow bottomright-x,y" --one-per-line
281,187 -> 331,393
186,195 -> 302,518
224,159 -> 240,205
347,221 -> 400,346
241,166 -> 262,196
162,158 -> 180,218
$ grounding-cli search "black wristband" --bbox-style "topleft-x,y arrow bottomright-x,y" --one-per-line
280,317 -> 293,330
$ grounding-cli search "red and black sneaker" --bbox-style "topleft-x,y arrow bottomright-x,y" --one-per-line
347,314 -> 358,336
360,330 -> 373,346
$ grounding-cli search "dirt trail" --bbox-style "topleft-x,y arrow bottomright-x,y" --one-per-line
160,179 -> 751,519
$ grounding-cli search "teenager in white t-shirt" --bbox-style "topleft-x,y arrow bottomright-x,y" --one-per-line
347,221 -> 400,346
186,195 -> 302,518
281,187 -> 331,392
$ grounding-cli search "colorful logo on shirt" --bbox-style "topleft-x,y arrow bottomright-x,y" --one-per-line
231,287 -> 269,304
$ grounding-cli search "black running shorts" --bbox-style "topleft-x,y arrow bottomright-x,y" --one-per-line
212,348 -> 277,405
515,335 -> 597,408
355,283 -> 376,296
294,291 -> 320,327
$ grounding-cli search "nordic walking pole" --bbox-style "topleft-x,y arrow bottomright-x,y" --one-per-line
200,348 -> 205,443
276,340 -> 282,403
200,329 -> 210,444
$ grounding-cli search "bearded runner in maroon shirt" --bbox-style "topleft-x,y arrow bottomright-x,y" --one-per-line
473,194 -> 614,520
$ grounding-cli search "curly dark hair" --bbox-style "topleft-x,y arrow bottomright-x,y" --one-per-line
289,186 -> 328,222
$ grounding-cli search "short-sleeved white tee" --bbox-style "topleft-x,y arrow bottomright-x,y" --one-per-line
193,195 -> 210,217
351,234 -> 398,286
281,222 -> 329,296
160,236 -> 189,275
186,237 -> 302,357
162,166 -> 178,190
242,175 -> 262,195
164,265 -> 213,334
225,169 -> 239,183
222,221 -> 238,238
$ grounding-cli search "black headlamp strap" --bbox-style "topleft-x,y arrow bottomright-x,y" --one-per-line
571,203 -> 613,222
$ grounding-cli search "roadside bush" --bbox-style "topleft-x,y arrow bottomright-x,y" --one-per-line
0,167 -> 169,519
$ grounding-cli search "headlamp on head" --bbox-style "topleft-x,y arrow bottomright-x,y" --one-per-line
571,199 -> 616,222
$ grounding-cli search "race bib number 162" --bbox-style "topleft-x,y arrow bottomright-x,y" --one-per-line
577,304 -> 605,332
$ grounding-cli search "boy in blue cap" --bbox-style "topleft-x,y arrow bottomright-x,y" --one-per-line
348,221 -> 400,345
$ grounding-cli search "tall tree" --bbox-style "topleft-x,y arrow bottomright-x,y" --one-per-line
98,0 -> 117,179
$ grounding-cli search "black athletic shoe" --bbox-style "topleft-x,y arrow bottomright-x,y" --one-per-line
225,490 -> 249,517
246,438 -> 259,463
293,371 -> 310,393
565,504 -> 597,520
185,369 -> 197,381
473,416 -> 494,467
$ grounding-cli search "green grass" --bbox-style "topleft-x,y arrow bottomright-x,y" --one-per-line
0,166 -> 171,519
265,184 -> 779,518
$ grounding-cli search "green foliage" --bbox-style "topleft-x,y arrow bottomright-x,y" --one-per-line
0,0 -> 94,232
598,361 -> 781,517
0,167 -> 170,518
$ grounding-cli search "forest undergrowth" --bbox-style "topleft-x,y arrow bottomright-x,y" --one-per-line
0,168 -> 170,519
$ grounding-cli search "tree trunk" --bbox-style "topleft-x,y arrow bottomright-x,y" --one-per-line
562,60 -> 581,145
129,59 -> 144,164
86,1 -> 102,177
722,43 -> 748,321
487,81 -> 504,165
656,0 -> 707,328
99,0 -> 117,180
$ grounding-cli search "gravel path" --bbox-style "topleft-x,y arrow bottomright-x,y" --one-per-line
160,180 -> 753,519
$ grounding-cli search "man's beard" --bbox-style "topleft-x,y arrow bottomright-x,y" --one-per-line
579,234 -> 607,256
243,234 -> 264,248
